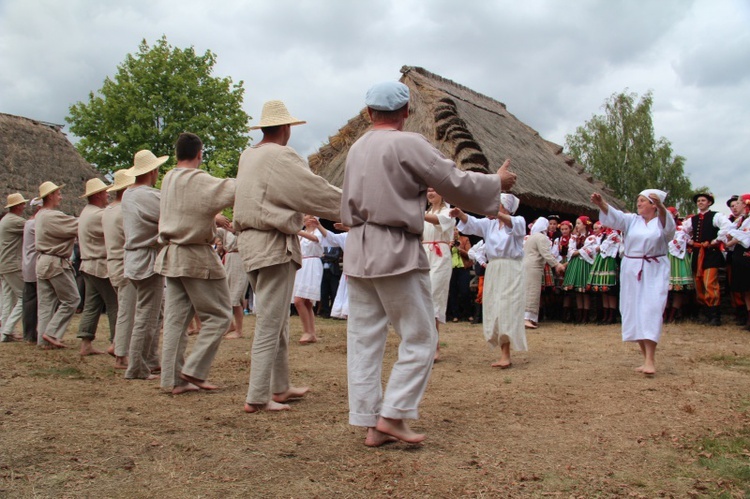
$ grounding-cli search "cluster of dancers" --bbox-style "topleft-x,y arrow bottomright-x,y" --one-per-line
1,81 -> 747,447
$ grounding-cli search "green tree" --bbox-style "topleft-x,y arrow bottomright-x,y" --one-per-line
565,90 -> 695,214
67,36 -> 249,177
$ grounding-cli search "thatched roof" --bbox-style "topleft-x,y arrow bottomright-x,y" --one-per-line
0,113 -> 103,216
309,66 -> 624,218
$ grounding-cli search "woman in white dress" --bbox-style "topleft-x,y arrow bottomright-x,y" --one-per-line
293,215 -> 324,344
218,227 -> 249,339
591,189 -> 675,376
422,188 -> 455,361
450,194 -> 526,368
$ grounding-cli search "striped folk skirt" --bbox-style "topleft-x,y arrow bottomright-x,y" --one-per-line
587,255 -> 618,292
669,253 -> 694,291
562,256 -> 592,293
542,264 -> 555,288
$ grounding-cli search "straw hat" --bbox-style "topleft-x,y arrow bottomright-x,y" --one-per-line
249,100 -> 306,130
5,193 -> 29,209
107,169 -> 136,192
80,178 -> 110,199
34,181 -> 64,201
127,150 -> 169,177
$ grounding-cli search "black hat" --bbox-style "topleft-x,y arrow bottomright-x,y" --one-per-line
726,195 -> 739,208
547,214 -> 561,222
692,192 -> 715,206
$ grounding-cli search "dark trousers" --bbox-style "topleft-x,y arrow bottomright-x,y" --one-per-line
447,267 -> 472,321
22,281 -> 38,343
319,269 -> 340,317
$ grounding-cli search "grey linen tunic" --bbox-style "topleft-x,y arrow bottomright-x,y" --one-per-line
522,232 -> 560,316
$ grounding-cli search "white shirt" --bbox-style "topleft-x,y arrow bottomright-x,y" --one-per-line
457,215 -> 526,261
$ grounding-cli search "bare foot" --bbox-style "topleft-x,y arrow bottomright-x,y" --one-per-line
179,373 -> 219,390
272,386 -> 310,403
299,333 -> 317,344
375,417 -> 426,444
187,328 -> 200,336
635,365 -> 645,373
172,383 -> 200,395
114,356 -> 128,370
146,374 -> 159,381
524,320 -> 538,329
107,344 -> 115,357
224,331 -> 243,340
364,428 -> 399,447
42,334 -> 67,349
434,346 -> 441,362
80,346 -> 106,356
491,361 -> 512,369
243,401 -> 290,413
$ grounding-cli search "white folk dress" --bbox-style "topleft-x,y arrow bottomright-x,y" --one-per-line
320,231 -> 349,319
600,207 -> 676,343
458,214 -> 527,351
422,204 -> 455,324
219,228 -> 249,307
293,229 -> 324,301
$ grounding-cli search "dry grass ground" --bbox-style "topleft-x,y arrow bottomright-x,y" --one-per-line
1,315 -> 749,498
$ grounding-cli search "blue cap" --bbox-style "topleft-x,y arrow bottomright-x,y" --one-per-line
365,81 -> 410,111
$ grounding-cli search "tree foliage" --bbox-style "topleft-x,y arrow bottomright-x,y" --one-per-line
565,90 -> 696,213
67,36 -> 249,177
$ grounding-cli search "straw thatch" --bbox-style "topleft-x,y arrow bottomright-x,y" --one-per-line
309,66 -> 624,219
0,113 -> 103,216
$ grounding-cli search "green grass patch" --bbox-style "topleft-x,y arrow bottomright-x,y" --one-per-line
706,354 -> 750,371
695,428 -> 750,492
30,366 -> 84,379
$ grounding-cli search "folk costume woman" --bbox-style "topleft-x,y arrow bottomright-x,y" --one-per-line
553,221 -> 573,321
666,207 -> 693,323
522,218 -> 565,329
587,225 -> 623,324
562,216 -> 597,322
451,194 -> 526,369
293,215 -> 324,344
422,187 -> 456,360
592,189 -> 675,376
725,194 -> 750,330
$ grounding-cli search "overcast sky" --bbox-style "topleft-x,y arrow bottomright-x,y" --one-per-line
1,0 -> 748,214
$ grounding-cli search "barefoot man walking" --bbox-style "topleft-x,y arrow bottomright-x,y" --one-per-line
234,100 -> 341,412
341,81 -> 515,446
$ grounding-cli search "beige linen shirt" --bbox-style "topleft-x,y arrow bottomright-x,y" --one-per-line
0,212 -> 26,274
233,143 -> 342,273
22,219 -> 37,283
341,130 -> 502,278
78,203 -> 109,278
122,185 -> 161,280
101,201 -> 127,287
154,167 -> 235,279
35,208 -> 78,279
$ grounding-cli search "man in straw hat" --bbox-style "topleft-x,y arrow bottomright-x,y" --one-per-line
122,150 -> 168,380
102,170 -> 135,369
21,198 -> 43,343
682,192 -> 732,326
76,178 -> 118,355
154,132 -> 235,395
34,182 -> 79,349
0,193 -> 30,342
341,81 -> 515,446
234,100 -> 341,412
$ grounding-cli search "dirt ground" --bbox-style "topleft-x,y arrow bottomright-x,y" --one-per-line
1,314 -> 749,498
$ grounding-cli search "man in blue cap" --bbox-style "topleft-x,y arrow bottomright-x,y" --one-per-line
341,80 -> 517,446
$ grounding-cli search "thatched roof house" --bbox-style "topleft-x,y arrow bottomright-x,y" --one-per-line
309,66 -> 624,220
0,113 -> 103,216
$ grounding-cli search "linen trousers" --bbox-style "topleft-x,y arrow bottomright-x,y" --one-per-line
22,281 -> 37,342
125,273 -> 163,379
161,276 -> 232,390
245,262 -> 296,405
37,269 -> 80,345
113,279 -> 136,358
347,269 -> 437,427
1,271 -> 24,338
77,273 -> 118,342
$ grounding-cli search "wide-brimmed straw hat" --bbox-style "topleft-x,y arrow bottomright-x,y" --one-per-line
107,169 -> 136,192
249,100 -> 306,130
34,181 -> 64,201
127,150 -> 169,177
80,178 -> 110,199
5,193 -> 29,209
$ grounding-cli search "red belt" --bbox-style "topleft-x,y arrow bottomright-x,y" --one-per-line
422,241 -> 450,257
624,254 -> 666,281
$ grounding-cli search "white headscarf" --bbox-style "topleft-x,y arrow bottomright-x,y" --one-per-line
500,193 -> 520,215
639,189 -> 667,204
530,217 -> 549,235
